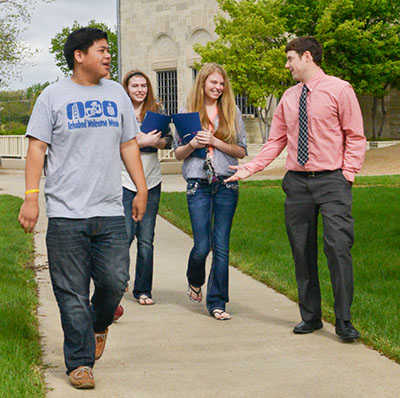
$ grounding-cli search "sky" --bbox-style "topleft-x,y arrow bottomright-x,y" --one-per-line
6,0 -> 117,91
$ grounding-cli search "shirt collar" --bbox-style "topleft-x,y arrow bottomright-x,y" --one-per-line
302,69 -> 325,92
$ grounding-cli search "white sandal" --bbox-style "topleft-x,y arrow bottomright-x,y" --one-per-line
211,309 -> 231,321
186,285 -> 202,303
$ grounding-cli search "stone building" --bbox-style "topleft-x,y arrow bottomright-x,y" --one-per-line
118,0 -> 220,115
118,0 -> 400,140
118,0 -> 263,143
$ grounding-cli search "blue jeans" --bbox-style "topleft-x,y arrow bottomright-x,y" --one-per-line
122,183 -> 161,299
46,216 -> 130,374
186,178 -> 239,313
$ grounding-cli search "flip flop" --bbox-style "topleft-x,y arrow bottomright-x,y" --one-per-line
211,309 -> 231,321
137,294 -> 155,305
186,284 -> 202,303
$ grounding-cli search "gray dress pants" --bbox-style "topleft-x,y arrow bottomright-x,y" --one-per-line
282,170 -> 354,322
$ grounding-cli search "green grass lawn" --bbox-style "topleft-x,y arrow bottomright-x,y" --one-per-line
159,175 -> 400,363
0,195 -> 45,397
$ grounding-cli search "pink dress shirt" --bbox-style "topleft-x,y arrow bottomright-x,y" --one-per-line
244,69 -> 366,182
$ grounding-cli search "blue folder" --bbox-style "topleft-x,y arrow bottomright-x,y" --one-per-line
140,111 -> 171,153
171,112 -> 206,158
141,111 -> 171,136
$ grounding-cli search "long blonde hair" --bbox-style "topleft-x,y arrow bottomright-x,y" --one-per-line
122,69 -> 159,122
187,63 -> 237,144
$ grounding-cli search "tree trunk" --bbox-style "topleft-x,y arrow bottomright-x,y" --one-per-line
378,96 -> 386,137
371,96 -> 377,140
257,95 -> 274,143
256,107 -> 268,142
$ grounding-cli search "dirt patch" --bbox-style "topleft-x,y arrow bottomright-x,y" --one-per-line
358,144 -> 400,176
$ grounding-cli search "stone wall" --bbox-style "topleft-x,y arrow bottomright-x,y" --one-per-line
243,117 -> 263,144
359,91 -> 400,139
119,0 -> 219,111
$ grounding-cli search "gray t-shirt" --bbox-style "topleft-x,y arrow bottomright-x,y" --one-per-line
26,78 -> 139,218
173,106 -> 247,180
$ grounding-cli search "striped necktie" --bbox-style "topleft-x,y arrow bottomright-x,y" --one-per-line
297,84 -> 309,166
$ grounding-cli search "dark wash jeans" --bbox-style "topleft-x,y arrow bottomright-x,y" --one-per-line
46,216 -> 130,374
122,183 -> 161,299
186,178 -> 239,313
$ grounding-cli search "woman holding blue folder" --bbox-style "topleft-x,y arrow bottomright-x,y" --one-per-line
174,63 -> 247,320
121,70 -> 172,305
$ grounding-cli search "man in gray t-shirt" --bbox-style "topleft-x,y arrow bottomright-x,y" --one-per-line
18,27 -> 147,389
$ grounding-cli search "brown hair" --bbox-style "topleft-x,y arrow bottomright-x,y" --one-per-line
122,69 -> 159,122
187,63 -> 237,144
285,36 -> 323,66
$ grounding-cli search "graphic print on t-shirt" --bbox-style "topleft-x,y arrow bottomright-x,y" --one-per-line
66,100 -> 119,130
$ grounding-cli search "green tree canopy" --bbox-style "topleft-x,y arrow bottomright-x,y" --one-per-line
283,0 -> 400,97
195,0 -> 290,107
49,20 -> 118,80
282,0 -> 400,137
0,82 -> 51,133
194,0 -> 291,140
0,89 -> 31,132
0,0 -> 53,88
26,82 -> 51,101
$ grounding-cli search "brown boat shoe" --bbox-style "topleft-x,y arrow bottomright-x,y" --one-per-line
69,366 -> 95,389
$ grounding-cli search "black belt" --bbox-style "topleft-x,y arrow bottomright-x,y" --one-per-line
291,169 -> 339,178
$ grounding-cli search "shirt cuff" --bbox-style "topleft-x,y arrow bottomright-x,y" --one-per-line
342,169 -> 355,183
243,163 -> 257,175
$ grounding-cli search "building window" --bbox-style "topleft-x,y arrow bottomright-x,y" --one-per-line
235,94 -> 257,116
157,70 -> 178,115
192,68 -> 198,83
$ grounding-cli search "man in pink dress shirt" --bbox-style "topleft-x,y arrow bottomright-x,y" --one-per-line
226,36 -> 366,341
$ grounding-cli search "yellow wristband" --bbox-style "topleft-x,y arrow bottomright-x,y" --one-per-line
25,189 -> 40,195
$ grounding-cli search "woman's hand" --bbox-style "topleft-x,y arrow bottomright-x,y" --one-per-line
174,131 -> 205,160
195,128 -> 246,159
136,129 -> 162,148
188,133 -> 207,149
195,129 -> 215,147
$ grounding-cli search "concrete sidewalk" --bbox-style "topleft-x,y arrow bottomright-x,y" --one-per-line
1,171 -> 400,397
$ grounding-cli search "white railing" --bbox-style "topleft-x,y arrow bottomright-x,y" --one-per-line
158,148 -> 176,161
0,135 -> 28,158
0,137 -> 276,161
0,135 -> 176,161
2,135 -> 398,162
